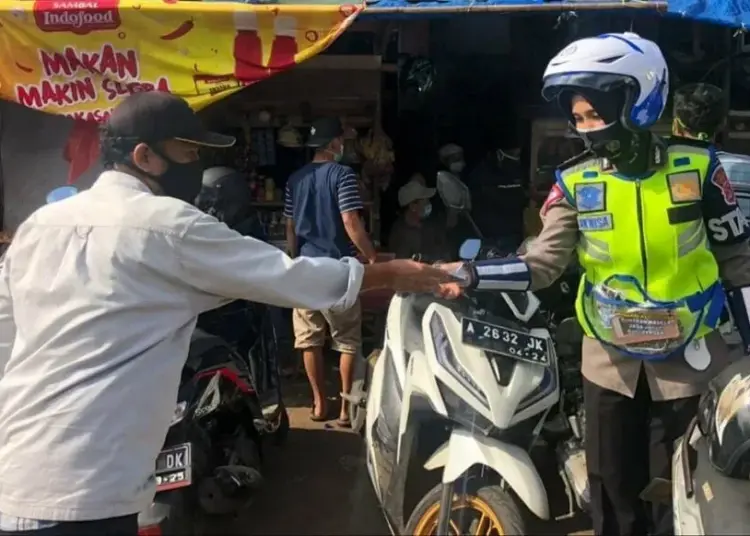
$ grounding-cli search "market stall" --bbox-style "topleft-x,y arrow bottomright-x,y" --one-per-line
0,0 -> 361,226
198,52 -> 394,250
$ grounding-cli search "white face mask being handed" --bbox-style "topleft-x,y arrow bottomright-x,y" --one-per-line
422,201 -> 433,219
449,161 -> 465,174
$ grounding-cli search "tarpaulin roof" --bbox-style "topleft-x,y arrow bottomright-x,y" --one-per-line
362,0 -> 749,30
667,0 -> 750,29
361,0 -> 666,18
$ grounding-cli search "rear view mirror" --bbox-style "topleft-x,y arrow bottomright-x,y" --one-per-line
437,171 -> 471,210
459,239 -> 481,261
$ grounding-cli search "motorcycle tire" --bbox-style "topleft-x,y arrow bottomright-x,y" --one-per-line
158,493 -> 198,536
404,482 -> 525,536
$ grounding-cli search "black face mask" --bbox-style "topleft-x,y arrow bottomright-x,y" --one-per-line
145,147 -> 204,203
580,125 -> 652,176
578,121 -> 635,162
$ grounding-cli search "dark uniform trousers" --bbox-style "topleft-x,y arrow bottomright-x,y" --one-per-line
584,372 -> 699,536
0,515 -> 138,536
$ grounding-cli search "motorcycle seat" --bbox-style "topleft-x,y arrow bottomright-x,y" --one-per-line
692,437 -> 750,534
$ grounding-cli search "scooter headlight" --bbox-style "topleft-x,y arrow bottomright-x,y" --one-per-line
430,314 -> 488,407
170,401 -> 188,426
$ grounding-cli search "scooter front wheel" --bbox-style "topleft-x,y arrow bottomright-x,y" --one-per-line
405,482 -> 525,535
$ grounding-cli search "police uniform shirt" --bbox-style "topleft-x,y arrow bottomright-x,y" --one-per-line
521,136 -> 750,400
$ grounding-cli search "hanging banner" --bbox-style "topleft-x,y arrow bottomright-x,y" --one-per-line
0,0 -> 361,122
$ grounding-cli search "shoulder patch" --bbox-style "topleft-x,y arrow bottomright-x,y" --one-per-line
541,184 -> 565,216
667,170 -> 702,204
710,166 -> 736,205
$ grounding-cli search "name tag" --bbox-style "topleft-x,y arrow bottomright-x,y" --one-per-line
578,213 -> 613,231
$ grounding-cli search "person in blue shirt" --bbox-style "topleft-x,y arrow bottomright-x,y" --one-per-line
284,117 -> 377,425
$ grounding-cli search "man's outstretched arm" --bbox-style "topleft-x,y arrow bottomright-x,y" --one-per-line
177,211 -> 455,313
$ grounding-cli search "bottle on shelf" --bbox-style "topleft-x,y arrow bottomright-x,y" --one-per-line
265,178 -> 276,202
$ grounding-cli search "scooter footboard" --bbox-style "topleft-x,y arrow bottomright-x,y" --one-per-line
424,428 -> 549,520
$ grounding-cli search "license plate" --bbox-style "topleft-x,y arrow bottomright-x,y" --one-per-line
461,317 -> 549,366
154,443 -> 192,492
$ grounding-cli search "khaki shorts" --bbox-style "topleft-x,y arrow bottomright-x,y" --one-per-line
293,300 -> 362,355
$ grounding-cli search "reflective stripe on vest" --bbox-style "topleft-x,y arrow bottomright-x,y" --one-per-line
559,145 -> 723,354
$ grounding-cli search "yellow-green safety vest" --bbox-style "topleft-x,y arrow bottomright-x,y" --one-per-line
558,143 -> 725,357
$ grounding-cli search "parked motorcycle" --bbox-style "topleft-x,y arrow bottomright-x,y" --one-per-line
642,359 -> 750,535
138,329 -> 266,535
138,168 -> 288,535
351,173 -> 588,534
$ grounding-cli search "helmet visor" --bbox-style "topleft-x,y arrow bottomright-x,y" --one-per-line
542,72 -> 636,102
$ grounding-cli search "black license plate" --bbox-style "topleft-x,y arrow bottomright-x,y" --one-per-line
154,443 -> 192,492
461,317 -> 550,366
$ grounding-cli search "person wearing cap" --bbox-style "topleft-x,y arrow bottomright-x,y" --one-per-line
389,176 -> 451,261
0,93 -> 455,535
284,116 -> 378,426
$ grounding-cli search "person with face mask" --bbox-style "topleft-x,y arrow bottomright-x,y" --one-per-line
284,116 -> 379,426
467,144 -> 528,253
437,143 -> 469,237
0,93 -> 459,536
388,175 -> 451,261
438,143 -> 466,176
437,33 -> 750,536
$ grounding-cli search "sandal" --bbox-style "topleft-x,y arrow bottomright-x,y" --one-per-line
310,405 -> 330,422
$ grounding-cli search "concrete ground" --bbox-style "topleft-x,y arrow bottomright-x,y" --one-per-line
221,367 -> 594,536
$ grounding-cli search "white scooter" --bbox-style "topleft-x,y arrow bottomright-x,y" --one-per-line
351,175 -> 588,534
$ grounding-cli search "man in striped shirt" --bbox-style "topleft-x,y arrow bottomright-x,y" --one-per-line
284,117 -> 377,425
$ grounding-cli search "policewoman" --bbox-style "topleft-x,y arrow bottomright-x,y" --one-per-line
445,33 -> 750,536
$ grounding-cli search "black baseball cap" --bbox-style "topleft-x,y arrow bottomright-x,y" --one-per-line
306,117 -> 343,148
106,91 -> 235,148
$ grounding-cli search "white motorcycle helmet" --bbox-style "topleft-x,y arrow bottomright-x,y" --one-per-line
542,32 -> 669,133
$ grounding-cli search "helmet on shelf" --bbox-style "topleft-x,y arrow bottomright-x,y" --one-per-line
195,167 -> 252,229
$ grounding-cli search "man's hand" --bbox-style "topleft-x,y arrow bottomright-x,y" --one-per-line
435,282 -> 464,299
388,260 -> 458,294
362,259 -> 460,294
432,262 -> 469,299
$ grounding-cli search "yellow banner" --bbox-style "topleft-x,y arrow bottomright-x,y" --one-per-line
0,0 -> 361,121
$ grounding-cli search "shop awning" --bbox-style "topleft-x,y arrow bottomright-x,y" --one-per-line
0,0 -> 361,181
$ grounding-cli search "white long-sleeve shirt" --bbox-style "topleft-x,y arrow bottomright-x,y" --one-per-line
0,171 -> 363,522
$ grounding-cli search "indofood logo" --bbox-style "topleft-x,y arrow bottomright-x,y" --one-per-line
34,0 -> 121,35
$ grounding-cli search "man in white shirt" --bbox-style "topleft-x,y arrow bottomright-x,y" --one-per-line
0,92 -> 454,535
